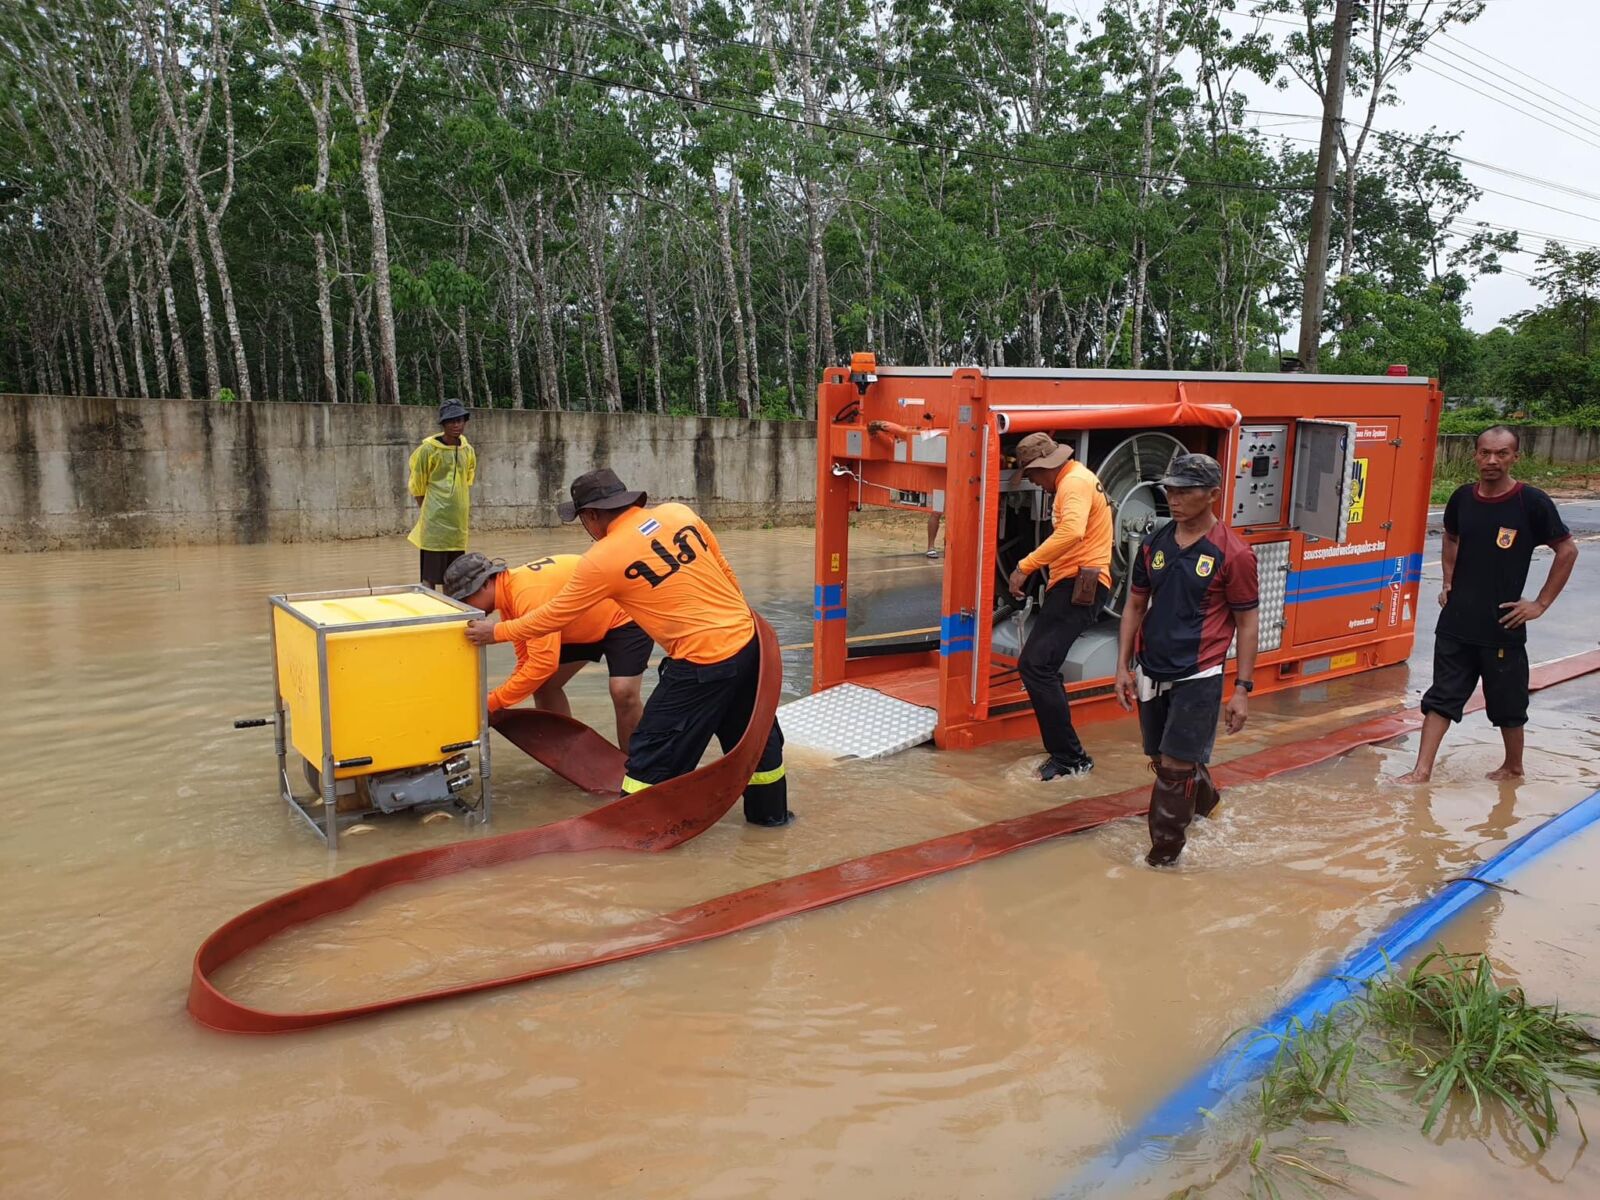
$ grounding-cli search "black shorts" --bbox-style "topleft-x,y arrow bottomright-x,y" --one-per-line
1138,673 -> 1225,764
420,549 -> 464,587
558,622 -> 654,678
1421,634 -> 1529,728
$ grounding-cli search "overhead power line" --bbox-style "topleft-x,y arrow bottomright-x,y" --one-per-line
1267,132 -> 1600,226
1409,59 -> 1600,154
1437,27 -> 1600,123
1223,7 -> 1600,152
1413,48 -> 1600,146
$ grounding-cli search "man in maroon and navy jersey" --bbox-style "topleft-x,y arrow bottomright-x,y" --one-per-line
1114,453 -> 1260,866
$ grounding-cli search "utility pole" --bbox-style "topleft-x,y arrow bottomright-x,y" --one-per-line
1299,0 -> 1355,371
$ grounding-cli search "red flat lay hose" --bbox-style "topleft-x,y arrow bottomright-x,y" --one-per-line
188,646 -> 1600,1034
188,615 -> 779,1032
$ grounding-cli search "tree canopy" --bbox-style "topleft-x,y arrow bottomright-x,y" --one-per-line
0,0 -> 1584,418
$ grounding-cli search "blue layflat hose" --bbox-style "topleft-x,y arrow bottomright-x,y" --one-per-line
1064,785 -> 1600,1198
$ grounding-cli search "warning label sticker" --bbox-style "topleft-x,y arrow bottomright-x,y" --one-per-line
1348,457 -> 1369,524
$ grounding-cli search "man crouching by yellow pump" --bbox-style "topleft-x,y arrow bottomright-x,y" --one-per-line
443,551 -> 651,749
466,469 -> 790,827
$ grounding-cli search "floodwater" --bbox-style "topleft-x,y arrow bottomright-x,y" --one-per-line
3,523 -> 1599,1200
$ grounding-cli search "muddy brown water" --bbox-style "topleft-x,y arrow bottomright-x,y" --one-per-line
3,526 -> 1597,1199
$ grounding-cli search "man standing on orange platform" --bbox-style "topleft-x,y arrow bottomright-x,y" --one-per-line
444,551 -> 651,749
1006,432 -> 1115,781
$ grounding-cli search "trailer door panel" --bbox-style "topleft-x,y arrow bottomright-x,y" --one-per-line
1290,419 -> 1358,543
1288,420 -> 1401,644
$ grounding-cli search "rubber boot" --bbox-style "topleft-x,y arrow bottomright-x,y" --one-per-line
744,774 -> 791,826
1146,764 -> 1198,867
1193,762 -> 1222,819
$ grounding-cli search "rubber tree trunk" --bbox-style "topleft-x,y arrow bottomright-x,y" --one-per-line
340,1 -> 400,404
1299,0 -> 1355,370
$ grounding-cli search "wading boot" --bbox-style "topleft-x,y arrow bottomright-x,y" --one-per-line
1146,763 -> 1198,867
744,772 -> 791,826
1193,762 -> 1221,819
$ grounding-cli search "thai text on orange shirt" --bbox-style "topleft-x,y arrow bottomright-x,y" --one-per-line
495,504 -> 754,664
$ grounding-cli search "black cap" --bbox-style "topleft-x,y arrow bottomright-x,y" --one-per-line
1158,453 -> 1224,490
442,552 -> 507,600
557,468 -> 648,523
438,399 -> 469,423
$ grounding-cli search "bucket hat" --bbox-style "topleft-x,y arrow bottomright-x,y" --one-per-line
557,468 -> 648,523
442,552 -> 507,601
1014,431 -> 1075,472
438,399 -> 470,424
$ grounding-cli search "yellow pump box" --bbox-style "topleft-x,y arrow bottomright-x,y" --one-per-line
271,588 -> 483,780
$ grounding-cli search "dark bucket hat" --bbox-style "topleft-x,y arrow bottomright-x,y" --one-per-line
438,399 -> 470,424
442,552 -> 507,601
557,468 -> 648,523
1158,452 -> 1224,491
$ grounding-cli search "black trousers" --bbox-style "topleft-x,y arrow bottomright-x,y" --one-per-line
419,549 -> 464,589
1018,580 -> 1110,764
622,634 -> 788,825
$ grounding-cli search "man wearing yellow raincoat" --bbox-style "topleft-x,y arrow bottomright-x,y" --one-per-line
408,399 -> 477,589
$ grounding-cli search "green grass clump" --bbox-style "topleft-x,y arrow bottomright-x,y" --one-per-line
1246,949 -> 1600,1148
1365,950 -> 1600,1148
1174,951 -> 1600,1198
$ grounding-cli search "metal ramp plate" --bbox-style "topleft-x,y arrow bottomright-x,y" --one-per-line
779,684 -> 937,760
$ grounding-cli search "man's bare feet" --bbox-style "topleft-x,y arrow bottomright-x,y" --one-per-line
1396,769 -> 1432,784
1486,765 -> 1524,781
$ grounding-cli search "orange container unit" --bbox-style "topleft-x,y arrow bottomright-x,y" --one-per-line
811,357 -> 1441,750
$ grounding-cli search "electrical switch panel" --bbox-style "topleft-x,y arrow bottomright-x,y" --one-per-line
1232,422 -> 1288,526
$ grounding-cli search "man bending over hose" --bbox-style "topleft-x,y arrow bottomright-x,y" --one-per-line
467,468 -> 790,826
444,551 -> 651,749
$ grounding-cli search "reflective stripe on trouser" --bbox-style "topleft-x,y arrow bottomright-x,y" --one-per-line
621,635 -> 789,825
627,764 -> 784,793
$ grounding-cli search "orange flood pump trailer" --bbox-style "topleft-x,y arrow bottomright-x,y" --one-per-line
810,354 -> 1442,750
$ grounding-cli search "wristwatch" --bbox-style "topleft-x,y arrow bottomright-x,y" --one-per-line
1235,679 -> 1255,694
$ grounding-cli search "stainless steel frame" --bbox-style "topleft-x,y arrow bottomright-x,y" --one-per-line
267,583 -> 492,849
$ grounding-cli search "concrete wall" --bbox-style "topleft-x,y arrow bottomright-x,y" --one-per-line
0,395 -> 818,552
1437,426 -> 1600,466
9,394 -> 1594,553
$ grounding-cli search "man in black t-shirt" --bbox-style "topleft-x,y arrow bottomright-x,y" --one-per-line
1399,426 -> 1578,783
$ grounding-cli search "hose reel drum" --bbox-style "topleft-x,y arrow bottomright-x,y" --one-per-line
1095,431 -> 1185,616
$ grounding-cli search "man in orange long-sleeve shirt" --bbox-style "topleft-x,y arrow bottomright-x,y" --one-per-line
1005,432 -> 1114,781
444,552 -> 651,748
465,468 -> 789,826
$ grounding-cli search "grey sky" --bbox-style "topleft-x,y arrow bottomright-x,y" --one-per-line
1059,0 -> 1600,333
1385,0 -> 1600,330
